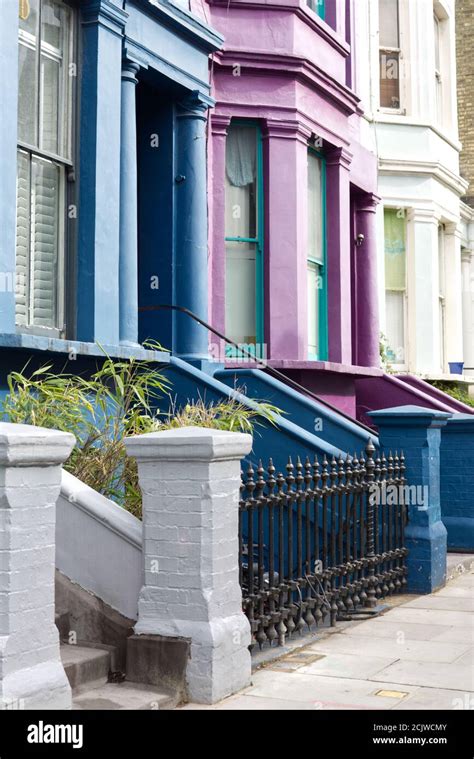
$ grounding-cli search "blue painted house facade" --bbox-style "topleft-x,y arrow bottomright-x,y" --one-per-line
0,0 -> 222,378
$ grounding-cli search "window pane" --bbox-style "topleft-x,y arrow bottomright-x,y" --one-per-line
308,261 -> 321,357
308,152 -> 323,262
42,0 -> 62,48
19,0 -> 39,36
41,56 -> 60,153
18,40 -> 38,145
41,0 -> 71,156
379,0 -> 399,48
225,241 -> 257,345
30,157 -> 60,328
225,126 -> 257,239
15,151 -> 30,326
385,291 -> 405,364
384,209 -> 406,289
380,51 -> 400,108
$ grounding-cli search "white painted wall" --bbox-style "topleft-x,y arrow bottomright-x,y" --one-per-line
56,470 -> 143,620
353,0 -> 469,377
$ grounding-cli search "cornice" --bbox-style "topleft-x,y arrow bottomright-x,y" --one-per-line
132,0 -> 224,54
81,0 -> 129,36
213,50 -> 360,117
379,158 -> 469,198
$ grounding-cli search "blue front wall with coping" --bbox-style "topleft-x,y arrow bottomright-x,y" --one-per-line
369,406 -> 449,595
440,415 -> 474,552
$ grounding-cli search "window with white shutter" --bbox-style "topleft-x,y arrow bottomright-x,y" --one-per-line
16,0 -> 74,333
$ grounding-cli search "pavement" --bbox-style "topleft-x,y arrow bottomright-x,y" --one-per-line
180,562 -> 474,711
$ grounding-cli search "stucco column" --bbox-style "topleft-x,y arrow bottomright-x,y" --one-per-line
443,224 -> 464,365
462,248 -> 474,374
355,193 -> 381,368
0,423 -> 75,709
174,93 -> 212,362
78,0 -> 128,344
124,427 -> 253,704
326,147 -> 353,364
119,59 -> 140,346
209,113 -> 231,343
264,121 -> 309,360
406,208 -> 440,373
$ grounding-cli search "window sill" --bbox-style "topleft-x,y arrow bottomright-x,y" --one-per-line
0,333 -> 171,363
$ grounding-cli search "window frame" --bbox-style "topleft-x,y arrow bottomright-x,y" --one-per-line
378,0 -> 402,113
383,207 -> 408,369
15,0 -> 76,338
224,119 -> 265,358
307,147 -> 328,362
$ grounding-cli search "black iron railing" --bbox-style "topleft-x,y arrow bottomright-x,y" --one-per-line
239,440 -> 408,649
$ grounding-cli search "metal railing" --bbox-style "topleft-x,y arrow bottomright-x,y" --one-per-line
239,440 -> 408,650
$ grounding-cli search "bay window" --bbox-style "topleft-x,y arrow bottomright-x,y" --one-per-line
224,122 -> 264,353
379,0 -> 401,109
384,209 -> 407,366
16,0 -> 74,332
307,150 -> 327,360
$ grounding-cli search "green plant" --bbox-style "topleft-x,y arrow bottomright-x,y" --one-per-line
2,357 -> 281,519
160,395 -> 280,434
431,381 -> 474,409
379,332 -> 393,373
2,354 -> 170,518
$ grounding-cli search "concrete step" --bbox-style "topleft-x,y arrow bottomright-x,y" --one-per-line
61,644 -> 111,694
72,682 -> 176,710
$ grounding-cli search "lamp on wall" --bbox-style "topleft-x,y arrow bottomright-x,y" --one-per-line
355,233 -> 365,247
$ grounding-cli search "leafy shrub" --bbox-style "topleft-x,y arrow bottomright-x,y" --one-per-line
2,357 -> 280,518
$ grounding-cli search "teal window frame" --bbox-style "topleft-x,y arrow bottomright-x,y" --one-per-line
224,120 -> 264,358
307,0 -> 325,20
307,147 -> 328,361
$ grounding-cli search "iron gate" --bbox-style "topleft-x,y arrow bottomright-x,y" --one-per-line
239,440 -> 408,649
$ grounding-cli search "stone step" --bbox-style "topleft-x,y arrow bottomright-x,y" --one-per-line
61,644 -> 111,694
72,682 -> 176,710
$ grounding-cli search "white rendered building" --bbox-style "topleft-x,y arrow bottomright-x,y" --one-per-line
353,0 -> 468,377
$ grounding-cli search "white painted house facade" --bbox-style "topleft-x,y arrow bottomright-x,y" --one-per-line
353,0 -> 468,377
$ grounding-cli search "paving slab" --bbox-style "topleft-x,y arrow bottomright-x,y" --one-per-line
247,669 -> 419,709
340,619 -> 451,642
431,627 -> 474,644
296,652 -> 396,679
371,660 -> 474,691
402,595 -> 474,612
392,687 -> 474,711
309,634 -> 470,664
379,606 -> 474,628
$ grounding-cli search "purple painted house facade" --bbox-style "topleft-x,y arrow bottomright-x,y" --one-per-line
204,0 -> 382,416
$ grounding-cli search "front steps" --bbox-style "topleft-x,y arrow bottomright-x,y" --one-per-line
60,643 -> 176,710
56,609 -> 178,710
